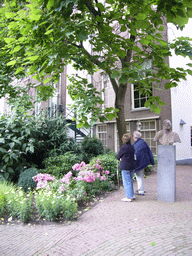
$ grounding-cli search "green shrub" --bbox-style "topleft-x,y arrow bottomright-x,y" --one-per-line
42,152 -> 83,178
90,152 -> 120,183
81,136 -> 104,163
0,110 -> 80,182
18,168 -> 38,192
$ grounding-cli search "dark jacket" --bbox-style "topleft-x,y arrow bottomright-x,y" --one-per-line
133,138 -> 155,172
117,143 -> 135,170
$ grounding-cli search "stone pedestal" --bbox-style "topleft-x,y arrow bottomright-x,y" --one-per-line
157,145 -> 176,202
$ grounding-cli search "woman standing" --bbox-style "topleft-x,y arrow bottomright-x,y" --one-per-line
117,133 -> 135,202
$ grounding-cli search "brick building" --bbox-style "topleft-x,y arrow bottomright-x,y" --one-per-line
93,23 -> 172,155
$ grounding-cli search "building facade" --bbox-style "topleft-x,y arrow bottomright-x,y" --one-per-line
168,20 -> 192,164
93,24 -> 172,155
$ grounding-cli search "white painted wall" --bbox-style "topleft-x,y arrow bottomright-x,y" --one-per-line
168,19 -> 192,161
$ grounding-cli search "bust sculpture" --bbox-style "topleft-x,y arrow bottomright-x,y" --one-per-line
153,119 -> 181,145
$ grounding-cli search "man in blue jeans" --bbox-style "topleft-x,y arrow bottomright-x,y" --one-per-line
133,131 -> 155,195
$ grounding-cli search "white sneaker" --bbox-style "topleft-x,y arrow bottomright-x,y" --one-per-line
121,198 -> 132,202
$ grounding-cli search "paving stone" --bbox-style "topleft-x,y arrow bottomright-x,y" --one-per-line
0,165 -> 192,256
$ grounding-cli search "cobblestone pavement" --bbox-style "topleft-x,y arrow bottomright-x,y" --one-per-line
0,165 -> 192,256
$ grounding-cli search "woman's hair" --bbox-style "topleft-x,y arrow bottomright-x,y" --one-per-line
133,131 -> 142,139
122,133 -> 132,144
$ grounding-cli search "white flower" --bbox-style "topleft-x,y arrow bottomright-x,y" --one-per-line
8,216 -> 12,222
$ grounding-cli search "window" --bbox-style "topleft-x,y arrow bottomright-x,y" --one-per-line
48,82 -> 59,117
133,83 -> 152,109
132,59 -> 152,110
97,125 -> 107,148
140,120 -> 157,155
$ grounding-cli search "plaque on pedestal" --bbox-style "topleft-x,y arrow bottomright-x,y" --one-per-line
157,145 -> 176,202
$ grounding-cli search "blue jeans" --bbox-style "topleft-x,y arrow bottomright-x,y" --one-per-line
122,170 -> 134,198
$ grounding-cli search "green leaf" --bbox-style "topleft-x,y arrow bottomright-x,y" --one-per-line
9,142 -> 15,148
144,101 -> 150,108
165,82 -> 178,89
7,60 -> 16,66
43,77 -> 52,85
7,167 -> 14,173
45,29 -> 53,35
120,25 -> 127,32
111,70 -> 120,79
5,12 -> 16,19
0,138 -> 5,144
187,69 -> 192,75
187,7 -> 192,17
96,3 -> 105,12
136,13 -> 147,20
29,14 -> 41,21
15,67 -> 24,75
47,0 -> 54,10
106,113 -> 116,120
25,56 -> 39,61
130,7 -> 138,16
150,104 -> 161,114
12,45 -> 21,53
132,46 -> 141,52
0,147 -> 7,153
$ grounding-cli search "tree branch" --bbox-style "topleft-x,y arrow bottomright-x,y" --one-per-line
85,0 -> 101,17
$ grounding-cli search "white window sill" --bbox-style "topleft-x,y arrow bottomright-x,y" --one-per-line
131,107 -> 150,112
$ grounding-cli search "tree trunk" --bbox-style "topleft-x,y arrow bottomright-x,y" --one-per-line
115,84 -> 127,149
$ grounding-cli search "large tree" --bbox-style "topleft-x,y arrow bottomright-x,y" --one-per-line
1,0 -> 192,146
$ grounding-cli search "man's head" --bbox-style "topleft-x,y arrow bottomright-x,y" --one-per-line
163,119 -> 172,131
133,131 -> 142,142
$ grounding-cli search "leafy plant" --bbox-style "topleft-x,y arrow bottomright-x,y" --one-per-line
0,181 -> 33,223
0,110 -> 79,182
90,152 -> 120,184
42,152 -> 83,178
81,136 -> 104,163
18,168 -> 38,192
34,190 -> 77,221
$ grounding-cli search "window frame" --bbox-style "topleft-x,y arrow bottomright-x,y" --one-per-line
131,59 -> 153,110
96,124 -> 107,148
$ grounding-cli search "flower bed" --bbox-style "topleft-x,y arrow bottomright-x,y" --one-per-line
0,159 -> 117,224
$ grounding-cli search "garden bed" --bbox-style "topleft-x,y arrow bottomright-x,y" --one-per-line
0,190 -> 113,226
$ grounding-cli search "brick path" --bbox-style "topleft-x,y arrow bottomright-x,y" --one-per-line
0,165 -> 192,256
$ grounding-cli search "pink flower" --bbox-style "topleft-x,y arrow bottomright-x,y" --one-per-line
32,173 -> 55,189
60,171 -> 73,184
58,184 -> 66,193
105,170 -> 110,175
94,164 -> 102,170
100,176 -> 106,181
96,172 -> 101,178
72,161 -> 86,171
